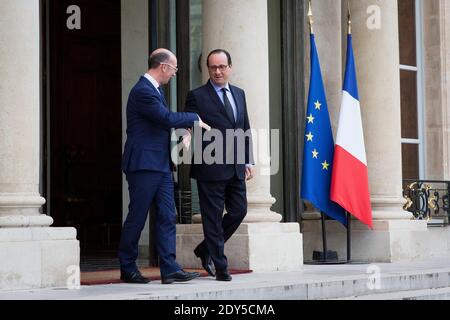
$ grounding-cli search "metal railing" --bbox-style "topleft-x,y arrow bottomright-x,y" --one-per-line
403,179 -> 450,226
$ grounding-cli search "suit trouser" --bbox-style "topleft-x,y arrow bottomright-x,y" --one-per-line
195,176 -> 247,271
118,170 -> 180,276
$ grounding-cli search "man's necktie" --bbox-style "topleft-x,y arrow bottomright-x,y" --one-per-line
158,87 -> 173,168
158,87 -> 168,108
221,88 -> 236,124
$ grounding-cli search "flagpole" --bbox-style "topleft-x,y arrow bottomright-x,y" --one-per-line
347,212 -> 352,262
309,0 -> 326,262
321,212 -> 328,261
308,0 -> 314,35
309,0 -> 330,263
346,1 -> 353,263
347,1 -> 352,35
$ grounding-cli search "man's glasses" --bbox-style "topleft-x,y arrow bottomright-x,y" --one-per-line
161,63 -> 178,72
208,65 -> 229,72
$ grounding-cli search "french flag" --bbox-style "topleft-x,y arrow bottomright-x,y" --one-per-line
331,34 -> 373,229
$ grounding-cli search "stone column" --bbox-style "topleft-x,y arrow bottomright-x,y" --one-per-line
0,0 -> 79,290
423,0 -> 450,180
422,0 -> 450,255
305,0 -> 430,262
350,0 -> 429,262
176,0 -> 303,272
0,0 -> 51,228
351,0 -> 410,220
121,0 -> 150,259
445,0 -> 450,179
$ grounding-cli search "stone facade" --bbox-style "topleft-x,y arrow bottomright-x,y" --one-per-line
1,0 -> 450,289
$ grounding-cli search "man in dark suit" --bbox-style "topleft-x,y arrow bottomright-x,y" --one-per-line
185,49 -> 254,281
119,48 -> 211,284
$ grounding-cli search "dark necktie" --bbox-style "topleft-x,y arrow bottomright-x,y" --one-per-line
159,87 -> 173,167
221,88 -> 236,124
158,87 -> 168,108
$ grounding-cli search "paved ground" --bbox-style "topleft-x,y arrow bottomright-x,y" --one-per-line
1,255 -> 450,300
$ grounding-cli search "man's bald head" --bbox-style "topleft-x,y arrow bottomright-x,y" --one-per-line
148,48 -> 176,70
147,48 -> 178,86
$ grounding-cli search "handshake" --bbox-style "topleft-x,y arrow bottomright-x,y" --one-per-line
182,116 -> 211,150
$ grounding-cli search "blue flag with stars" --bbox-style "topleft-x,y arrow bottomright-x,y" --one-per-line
301,34 -> 347,226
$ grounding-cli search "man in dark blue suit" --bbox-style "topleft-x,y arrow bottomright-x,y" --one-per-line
185,49 -> 254,281
119,48 -> 211,284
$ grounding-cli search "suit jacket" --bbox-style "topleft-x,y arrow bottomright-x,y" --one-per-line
185,80 -> 253,181
122,76 -> 199,174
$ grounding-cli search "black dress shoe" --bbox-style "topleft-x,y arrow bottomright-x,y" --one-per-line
194,248 -> 215,277
161,270 -> 200,284
216,270 -> 232,282
120,270 -> 150,284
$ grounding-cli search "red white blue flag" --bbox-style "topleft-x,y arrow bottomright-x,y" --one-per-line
331,34 -> 373,228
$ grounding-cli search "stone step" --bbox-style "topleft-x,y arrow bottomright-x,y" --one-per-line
126,268 -> 450,300
3,264 -> 450,300
335,287 -> 450,300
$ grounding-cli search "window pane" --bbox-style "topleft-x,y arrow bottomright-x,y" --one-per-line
398,0 -> 416,66
402,143 -> 419,180
400,70 -> 418,139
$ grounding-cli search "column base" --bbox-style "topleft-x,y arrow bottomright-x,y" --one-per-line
302,217 -> 430,263
176,223 -> 303,272
0,227 -> 80,290
0,214 -> 53,228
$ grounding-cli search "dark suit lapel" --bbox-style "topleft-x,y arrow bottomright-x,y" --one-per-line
206,81 -> 235,126
141,76 -> 168,108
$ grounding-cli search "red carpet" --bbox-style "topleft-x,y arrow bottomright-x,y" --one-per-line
81,267 -> 252,285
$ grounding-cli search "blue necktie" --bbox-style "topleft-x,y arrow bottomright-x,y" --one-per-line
158,87 -> 168,108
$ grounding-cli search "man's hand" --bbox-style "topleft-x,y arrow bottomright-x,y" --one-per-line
198,117 -> 211,131
245,165 -> 255,181
182,129 -> 192,150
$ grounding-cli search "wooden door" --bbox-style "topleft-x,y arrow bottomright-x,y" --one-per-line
48,0 -> 122,253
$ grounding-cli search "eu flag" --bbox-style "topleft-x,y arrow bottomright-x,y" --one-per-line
301,34 -> 347,226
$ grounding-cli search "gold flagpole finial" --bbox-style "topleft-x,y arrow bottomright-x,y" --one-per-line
347,1 -> 352,35
308,0 -> 314,34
